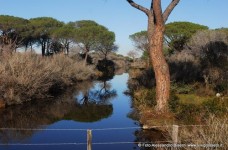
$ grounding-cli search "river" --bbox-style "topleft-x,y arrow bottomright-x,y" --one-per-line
0,73 -> 149,150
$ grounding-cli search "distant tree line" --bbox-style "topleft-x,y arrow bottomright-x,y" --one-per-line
0,15 -> 117,64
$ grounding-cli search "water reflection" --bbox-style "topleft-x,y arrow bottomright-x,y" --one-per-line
0,79 -> 117,143
89,81 -> 117,103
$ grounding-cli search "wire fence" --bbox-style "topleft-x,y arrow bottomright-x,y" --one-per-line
0,141 -> 174,146
0,125 -> 215,148
0,124 -> 209,131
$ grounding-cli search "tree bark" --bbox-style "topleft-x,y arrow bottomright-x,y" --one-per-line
42,42 -> 46,56
149,25 -> 170,112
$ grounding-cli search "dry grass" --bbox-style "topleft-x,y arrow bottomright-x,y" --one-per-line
163,115 -> 228,150
178,115 -> 227,150
0,52 -> 95,105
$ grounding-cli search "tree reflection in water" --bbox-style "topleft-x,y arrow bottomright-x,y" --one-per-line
89,81 -> 117,104
0,79 -> 117,143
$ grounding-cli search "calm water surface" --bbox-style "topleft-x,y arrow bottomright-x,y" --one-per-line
0,73 -> 144,150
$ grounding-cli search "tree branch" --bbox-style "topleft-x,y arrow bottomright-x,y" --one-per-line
150,0 -> 153,11
127,0 -> 150,16
163,0 -> 180,23
153,0 -> 164,26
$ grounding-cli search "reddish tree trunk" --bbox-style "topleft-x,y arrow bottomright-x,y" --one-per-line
149,26 -> 170,112
127,0 -> 180,113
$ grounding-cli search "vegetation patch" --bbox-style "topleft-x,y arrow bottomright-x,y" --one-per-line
130,86 -> 228,126
0,52 -> 95,106
177,94 -> 211,105
172,115 -> 228,149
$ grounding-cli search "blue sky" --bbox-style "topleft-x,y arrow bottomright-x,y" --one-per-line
0,0 -> 228,55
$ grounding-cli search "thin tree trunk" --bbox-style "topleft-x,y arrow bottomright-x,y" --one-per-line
66,43 -> 69,55
127,0 -> 180,113
42,42 -> 46,56
148,17 -> 170,113
84,51 -> 88,66
30,43 -> 33,52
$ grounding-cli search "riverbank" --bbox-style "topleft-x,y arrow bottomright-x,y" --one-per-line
0,73 -> 142,150
126,67 -> 228,148
128,86 -> 228,149
0,52 -> 96,107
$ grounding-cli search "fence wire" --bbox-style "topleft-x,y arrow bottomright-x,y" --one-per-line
0,125 -> 215,147
0,125 -> 210,131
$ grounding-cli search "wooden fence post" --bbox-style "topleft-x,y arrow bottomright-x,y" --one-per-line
172,125 -> 179,144
87,129 -> 92,150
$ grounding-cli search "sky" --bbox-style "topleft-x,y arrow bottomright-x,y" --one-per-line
0,0 -> 228,55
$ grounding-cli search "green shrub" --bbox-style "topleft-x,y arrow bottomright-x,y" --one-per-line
203,98 -> 227,115
171,83 -> 194,94
168,91 -> 180,112
133,88 -> 180,111
133,88 -> 156,108
214,83 -> 228,93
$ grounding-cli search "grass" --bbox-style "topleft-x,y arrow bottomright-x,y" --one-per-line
0,52 -> 95,106
131,86 -> 228,125
132,89 -> 228,149
177,94 -> 212,105
168,115 -> 228,150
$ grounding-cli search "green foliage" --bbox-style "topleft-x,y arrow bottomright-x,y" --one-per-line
0,15 -> 30,49
29,17 -> 64,41
129,30 -> 149,52
132,88 -> 180,113
51,23 -> 76,54
175,103 -> 203,123
214,83 -> 228,93
171,94 -> 228,124
130,31 -> 147,39
203,98 -> 227,115
141,51 -> 149,60
0,15 -> 29,32
96,59 -> 115,80
29,17 -> 64,36
133,88 -> 156,108
165,21 -> 208,51
72,20 -> 116,59
96,30 -> 117,59
29,17 -> 64,55
171,83 -> 194,94
52,23 -> 75,39
168,91 -> 180,112
0,15 -> 117,58
74,20 -> 104,44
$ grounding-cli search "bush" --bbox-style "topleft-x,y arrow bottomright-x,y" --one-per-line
168,29 -> 228,87
128,68 -> 155,90
133,88 -> 156,108
133,88 -> 179,112
96,59 -> 115,80
0,52 -> 95,105
203,98 -> 227,115
168,91 -> 180,112
171,83 -> 194,94
173,96 -> 228,124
